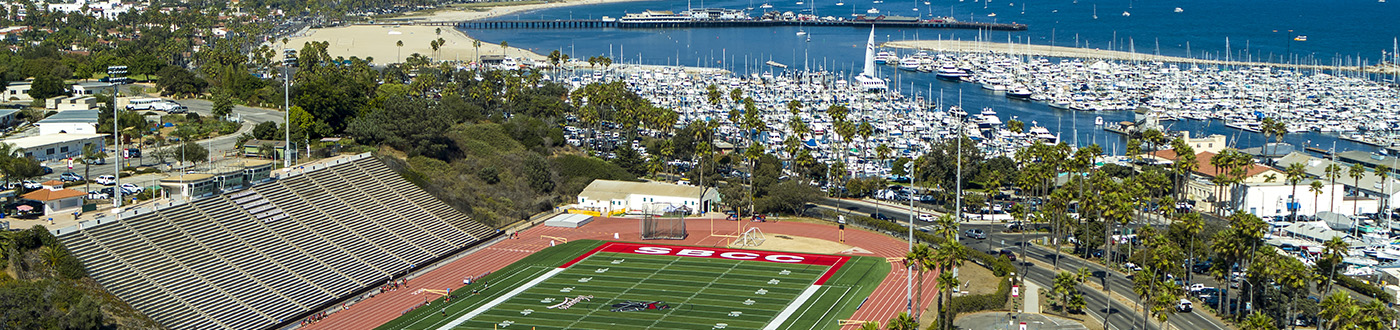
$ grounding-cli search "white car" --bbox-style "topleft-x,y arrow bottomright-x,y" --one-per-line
917,213 -> 933,221
95,175 -> 116,185
21,180 -> 41,189
120,183 -> 142,194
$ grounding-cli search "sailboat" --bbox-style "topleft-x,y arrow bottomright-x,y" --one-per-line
760,3 -> 774,8
1174,7 -> 1183,12
1121,10 -> 1129,16
1092,4 -> 1098,19
854,27 -> 888,91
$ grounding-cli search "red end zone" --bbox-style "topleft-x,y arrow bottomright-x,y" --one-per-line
559,242 -> 850,285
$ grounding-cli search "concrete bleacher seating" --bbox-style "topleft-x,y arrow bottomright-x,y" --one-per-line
59,155 -> 499,330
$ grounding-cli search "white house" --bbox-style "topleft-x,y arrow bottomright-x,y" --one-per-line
576,180 -> 720,216
1277,152 -> 1397,216
5,80 -> 31,101
1236,180 -> 1346,218
36,110 -> 98,135
71,82 -> 112,95
3,133 -> 105,161
20,180 -> 85,216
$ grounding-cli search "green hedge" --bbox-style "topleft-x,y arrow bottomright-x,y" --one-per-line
1338,275 -> 1394,304
949,276 -> 1011,314
844,214 -> 1016,276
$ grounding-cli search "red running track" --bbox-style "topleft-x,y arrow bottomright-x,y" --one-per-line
305,217 -> 940,330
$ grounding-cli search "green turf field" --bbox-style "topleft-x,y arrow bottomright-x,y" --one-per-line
379,240 -> 888,330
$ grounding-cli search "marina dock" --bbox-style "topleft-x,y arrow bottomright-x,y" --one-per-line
886,40 -> 1400,74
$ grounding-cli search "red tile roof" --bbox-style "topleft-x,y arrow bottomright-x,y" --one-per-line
21,188 -> 86,202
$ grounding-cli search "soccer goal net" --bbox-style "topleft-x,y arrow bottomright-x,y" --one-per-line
639,214 -> 687,240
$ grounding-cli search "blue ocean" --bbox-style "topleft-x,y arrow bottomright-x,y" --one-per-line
462,0 -> 1400,154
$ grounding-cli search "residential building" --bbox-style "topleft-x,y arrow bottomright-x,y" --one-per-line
21,180 -> 85,216
1159,150 -> 1286,213
46,95 -> 96,110
575,179 -> 720,216
2,133 -> 105,161
36,110 -> 98,135
4,80 -> 31,101
0,109 -> 17,128
71,82 -> 113,95
1180,131 -> 1228,154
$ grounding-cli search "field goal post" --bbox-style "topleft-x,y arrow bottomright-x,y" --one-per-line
733,227 -> 765,247
639,213 -> 687,240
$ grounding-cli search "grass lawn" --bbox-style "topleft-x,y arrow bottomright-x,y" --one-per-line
378,240 -> 888,330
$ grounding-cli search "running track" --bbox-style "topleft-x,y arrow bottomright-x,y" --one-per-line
304,217 -> 940,330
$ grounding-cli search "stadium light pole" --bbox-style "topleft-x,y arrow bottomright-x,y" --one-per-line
112,83 -> 121,209
284,66 -> 291,168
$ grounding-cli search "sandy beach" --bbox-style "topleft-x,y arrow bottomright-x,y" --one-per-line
284,25 -> 544,64
282,0 -> 650,64
886,40 -> 1398,74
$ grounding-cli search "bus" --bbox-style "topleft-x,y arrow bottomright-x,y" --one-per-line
125,98 -> 164,110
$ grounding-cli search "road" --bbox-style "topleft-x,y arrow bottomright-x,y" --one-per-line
35,100 -> 285,188
813,198 -> 1231,330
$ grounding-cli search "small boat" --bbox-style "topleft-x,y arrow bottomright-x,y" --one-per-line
796,1 -> 804,4
760,3 -> 774,8
1121,11 -> 1130,16
765,60 -> 788,68
935,65 -> 968,80
836,1 -> 844,4
987,12 -> 996,16
1005,86 -> 1033,99
797,30 -> 807,36
867,7 -> 880,13
1094,116 -> 1104,126
1174,7 -> 1183,12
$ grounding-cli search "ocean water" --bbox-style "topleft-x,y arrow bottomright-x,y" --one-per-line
463,0 -> 1400,154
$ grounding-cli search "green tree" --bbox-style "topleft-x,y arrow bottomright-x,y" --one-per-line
885,312 -> 917,330
1379,164 -> 1393,227
1053,271 -> 1083,315
80,144 -> 107,192
211,89 -> 234,118
1325,163 -> 1342,214
1242,311 -> 1279,330
1286,163 -> 1308,218
1350,163 -> 1367,216
27,74 -> 65,100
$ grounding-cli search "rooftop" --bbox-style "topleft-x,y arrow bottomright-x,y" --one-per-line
37,109 -> 98,124
160,173 -> 215,182
21,188 -> 85,201
579,179 -> 710,201
2,133 -> 105,149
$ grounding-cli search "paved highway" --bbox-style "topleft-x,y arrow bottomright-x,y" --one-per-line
814,198 -> 1230,330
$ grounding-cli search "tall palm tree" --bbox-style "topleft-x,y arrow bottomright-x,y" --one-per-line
1286,163 -> 1308,219
1325,163 -> 1342,214
1349,163 -> 1367,216
859,321 -> 881,330
904,243 -> 933,317
472,39 -> 482,64
1378,164 -> 1392,227
396,40 -> 403,63
1321,236 -> 1348,295
1310,180 -> 1326,216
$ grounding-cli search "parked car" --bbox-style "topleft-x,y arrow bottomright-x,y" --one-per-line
964,229 -> 987,239
95,175 -> 116,185
59,172 -> 83,182
21,180 -> 41,189
42,166 -> 53,174
86,190 -> 110,200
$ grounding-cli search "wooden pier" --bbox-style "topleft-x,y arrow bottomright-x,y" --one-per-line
431,19 -> 1028,31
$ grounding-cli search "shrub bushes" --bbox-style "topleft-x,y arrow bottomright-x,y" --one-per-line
949,276 -> 1011,314
1337,275 -> 1394,303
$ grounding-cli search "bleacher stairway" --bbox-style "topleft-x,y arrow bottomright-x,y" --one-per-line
59,156 -> 498,330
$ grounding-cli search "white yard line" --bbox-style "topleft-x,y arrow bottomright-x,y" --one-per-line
646,261 -> 742,328
800,286 -> 853,330
761,285 -> 823,330
562,256 -> 684,329
434,268 -> 566,330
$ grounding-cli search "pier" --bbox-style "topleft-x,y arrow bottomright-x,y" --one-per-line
430,19 -> 1027,31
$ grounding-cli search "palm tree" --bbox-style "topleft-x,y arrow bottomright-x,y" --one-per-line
859,321 -> 881,330
885,311 -> 918,330
1321,236 -> 1348,295
1320,292 -> 1358,330
1052,271 -> 1079,316
1349,163 -> 1367,216
1325,163 -> 1342,214
80,144 -> 107,192
1379,164 -> 1392,227
429,39 -> 440,61
500,40 -> 508,58
1242,311 -> 1279,330
472,39 -> 482,64
1310,180 -> 1325,215
1286,163 -> 1308,219
905,243 -> 933,318
396,40 -> 403,63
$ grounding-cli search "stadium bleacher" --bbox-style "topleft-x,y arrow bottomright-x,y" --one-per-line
58,155 -> 498,330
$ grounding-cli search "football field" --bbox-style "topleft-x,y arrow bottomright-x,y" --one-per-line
379,240 -> 888,330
